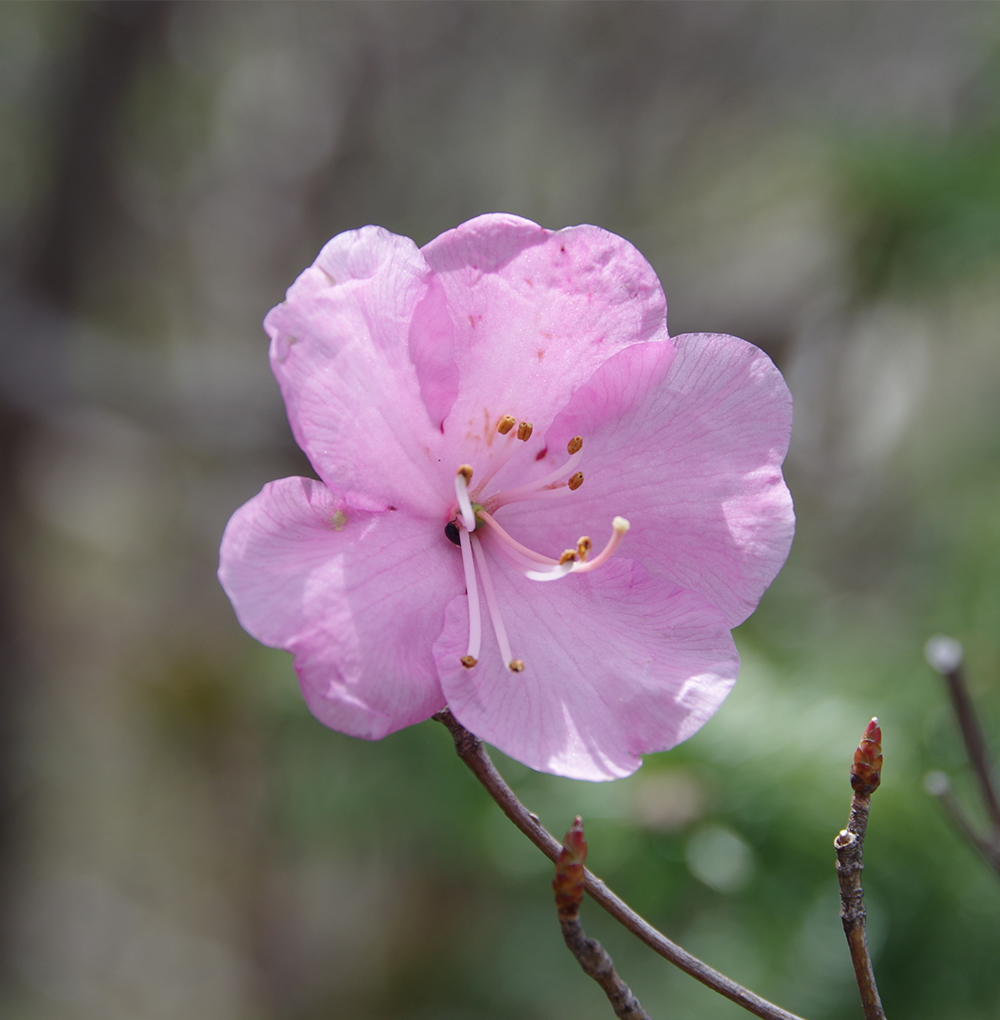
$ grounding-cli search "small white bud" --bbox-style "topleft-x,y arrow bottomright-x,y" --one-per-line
924,634 -> 963,675
923,770 -> 951,797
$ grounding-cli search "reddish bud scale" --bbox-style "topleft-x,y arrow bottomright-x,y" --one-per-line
851,718 -> 883,795
553,816 -> 588,920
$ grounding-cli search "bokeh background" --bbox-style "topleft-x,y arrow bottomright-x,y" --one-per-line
2,2 -> 1000,1018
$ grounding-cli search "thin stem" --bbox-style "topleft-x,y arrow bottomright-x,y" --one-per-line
560,916 -> 652,1020
554,817 -> 651,1020
925,771 -> 1000,877
433,709 -> 808,1020
836,719 -> 886,1020
835,798 -> 885,1020
941,663 -> 1000,834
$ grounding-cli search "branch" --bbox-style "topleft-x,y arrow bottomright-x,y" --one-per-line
434,709 -> 808,1020
924,771 -> 1000,877
835,718 -> 886,1020
554,817 -> 651,1020
924,635 -> 1000,835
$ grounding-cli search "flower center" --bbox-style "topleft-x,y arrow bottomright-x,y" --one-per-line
446,414 -> 629,673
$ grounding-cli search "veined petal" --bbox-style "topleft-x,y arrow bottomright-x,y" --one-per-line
219,477 -> 454,738
433,558 -> 738,781
265,226 -> 448,513
421,214 -> 671,467
535,332 -> 794,627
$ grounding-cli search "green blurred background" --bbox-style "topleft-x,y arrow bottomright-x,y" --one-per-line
1,3 -> 1000,1018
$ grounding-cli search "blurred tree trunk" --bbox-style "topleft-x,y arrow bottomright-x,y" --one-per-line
0,0 -> 171,974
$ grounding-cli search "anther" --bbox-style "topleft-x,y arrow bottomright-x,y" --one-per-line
568,471 -> 584,491
576,536 -> 591,560
509,659 -> 525,673
567,436 -> 583,455
461,655 -> 478,669
497,415 -> 516,435
559,549 -> 578,565
457,464 -> 474,484
517,421 -> 533,442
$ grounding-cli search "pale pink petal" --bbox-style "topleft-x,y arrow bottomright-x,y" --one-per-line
219,476 -> 455,738
527,332 -> 794,627
420,214 -> 670,463
434,559 -> 738,781
264,226 -> 448,513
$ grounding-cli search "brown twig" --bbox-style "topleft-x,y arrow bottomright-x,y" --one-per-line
554,817 -> 651,1020
924,636 -> 1000,836
924,771 -> 1000,876
433,709 -> 808,1020
834,718 -> 886,1020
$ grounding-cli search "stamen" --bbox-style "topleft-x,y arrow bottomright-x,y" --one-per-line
493,487 -> 576,506
509,659 -> 525,672
517,421 -> 533,442
571,516 -> 630,573
487,535 -> 564,575
568,471 -> 584,491
471,533 -> 521,671
497,415 -> 517,435
559,549 -> 578,565
489,447 -> 583,508
475,510 -> 559,564
458,528 -> 482,664
567,436 -> 583,455
472,428 -> 519,496
455,465 -> 477,531
576,536 -> 592,560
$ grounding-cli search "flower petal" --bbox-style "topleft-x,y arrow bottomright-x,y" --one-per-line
535,332 -> 794,626
420,214 -> 670,459
219,476 -> 455,738
264,226 -> 448,513
434,558 -> 738,781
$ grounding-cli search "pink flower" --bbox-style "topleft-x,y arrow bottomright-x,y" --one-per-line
219,214 -> 793,781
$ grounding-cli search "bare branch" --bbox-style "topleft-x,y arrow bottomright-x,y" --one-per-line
835,718 -> 887,1020
925,636 -> 1000,835
924,771 -> 1000,877
434,709 -> 808,1020
554,817 -> 652,1020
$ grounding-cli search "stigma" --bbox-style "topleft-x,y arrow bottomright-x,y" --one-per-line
447,415 -> 629,674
